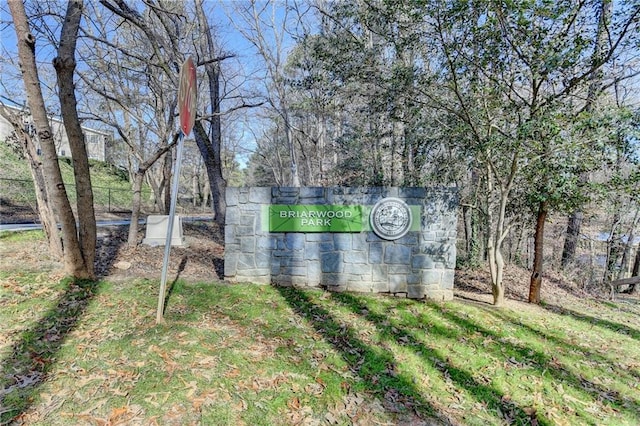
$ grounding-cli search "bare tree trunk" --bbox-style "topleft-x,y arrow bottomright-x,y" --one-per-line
561,211 -> 583,268
195,0 -> 227,228
561,0 -> 611,269
9,0 -> 90,278
193,121 -> 226,225
162,150 -> 172,214
529,201 -> 548,304
619,209 -> 639,279
54,0 -> 96,279
0,107 -> 63,258
486,163 -> 510,306
29,147 -> 64,259
604,204 -> 623,283
463,204 -> 473,260
284,110 -> 301,187
128,171 -> 145,245
627,247 -> 640,294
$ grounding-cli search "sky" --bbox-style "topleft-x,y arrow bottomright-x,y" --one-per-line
0,0 -> 303,167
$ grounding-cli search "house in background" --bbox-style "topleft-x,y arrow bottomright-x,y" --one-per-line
0,104 -> 113,163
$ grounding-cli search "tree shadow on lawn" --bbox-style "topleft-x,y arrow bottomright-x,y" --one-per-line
435,301 -> 640,419
276,286 -> 547,425
540,303 -> 640,341
327,292 -> 546,426
0,278 -> 101,424
274,286 -> 453,425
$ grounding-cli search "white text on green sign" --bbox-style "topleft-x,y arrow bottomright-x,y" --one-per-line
269,205 -> 363,232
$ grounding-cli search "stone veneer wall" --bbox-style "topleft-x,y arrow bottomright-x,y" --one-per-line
224,187 -> 458,300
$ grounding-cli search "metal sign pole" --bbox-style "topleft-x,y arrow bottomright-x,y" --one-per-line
156,131 -> 185,324
156,56 -> 195,324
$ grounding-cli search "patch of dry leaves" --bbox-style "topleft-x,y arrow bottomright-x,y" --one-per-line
96,221 -> 224,283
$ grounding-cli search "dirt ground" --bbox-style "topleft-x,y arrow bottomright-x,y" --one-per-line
0,221 -> 225,285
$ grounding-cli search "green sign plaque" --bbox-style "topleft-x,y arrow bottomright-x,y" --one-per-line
268,205 -> 363,232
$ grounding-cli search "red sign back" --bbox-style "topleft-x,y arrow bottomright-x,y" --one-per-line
178,57 -> 197,135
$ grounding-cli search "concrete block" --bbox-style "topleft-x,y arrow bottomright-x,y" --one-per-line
142,215 -> 185,246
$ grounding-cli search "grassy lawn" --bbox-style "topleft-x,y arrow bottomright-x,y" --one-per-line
1,246 -> 639,425
0,144 -> 147,216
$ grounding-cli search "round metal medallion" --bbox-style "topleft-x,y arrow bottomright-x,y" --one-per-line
370,197 -> 413,240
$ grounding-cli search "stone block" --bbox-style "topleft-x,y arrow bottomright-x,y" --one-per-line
412,255 -> 434,269
307,261 -> 322,280
283,265 -> 308,277
226,188 -> 239,206
319,241 -> 334,252
373,280 -> 389,292
240,236 -> 255,253
352,235 -> 368,251
225,226 -> 238,244
371,264 -> 388,282
226,209 -> 241,225
347,263 -> 372,276
255,250 -> 271,269
333,234 -> 352,251
321,273 -> 349,288
384,244 -> 412,264
344,250 -> 367,264
369,243 -> 383,263
257,236 -> 277,250
388,264 -> 411,275
224,253 -> 238,278
424,289 -> 453,301
238,226 -> 255,236
408,285 -> 426,299
270,259 -> 281,275
407,274 -> 420,285
305,234 -> 324,242
399,187 -> 427,199
249,187 -> 271,204
305,245 -> 321,261
421,270 -> 442,286
240,214 -> 255,227
238,254 -> 256,269
347,279 -> 373,293
299,187 -> 325,199
321,252 -> 343,273
285,233 -> 305,251
442,270 -> 456,289
389,274 -> 408,293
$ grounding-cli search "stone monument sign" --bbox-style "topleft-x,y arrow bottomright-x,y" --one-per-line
224,187 -> 458,300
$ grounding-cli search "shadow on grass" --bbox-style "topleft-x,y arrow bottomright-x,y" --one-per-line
478,304 -> 640,400
0,278 -> 101,424
274,286 -> 452,425
329,292 -> 546,426
541,303 -> 640,341
163,256 -> 189,314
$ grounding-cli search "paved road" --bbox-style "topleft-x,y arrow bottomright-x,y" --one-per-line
0,215 -> 212,232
